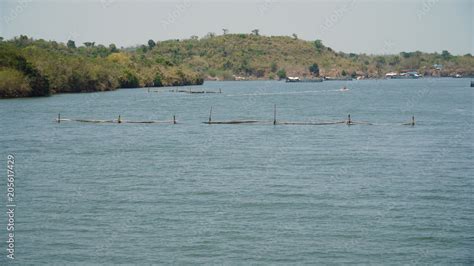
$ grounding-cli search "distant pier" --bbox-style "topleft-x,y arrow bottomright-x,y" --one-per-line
286,77 -> 323,83
147,88 -> 222,94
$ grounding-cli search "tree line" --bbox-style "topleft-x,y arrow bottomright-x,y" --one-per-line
0,36 -> 203,98
1,34 -> 473,98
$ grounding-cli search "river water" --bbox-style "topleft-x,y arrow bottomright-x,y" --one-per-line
0,79 -> 472,264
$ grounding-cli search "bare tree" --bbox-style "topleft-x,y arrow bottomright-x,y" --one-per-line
222,28 -> 229,35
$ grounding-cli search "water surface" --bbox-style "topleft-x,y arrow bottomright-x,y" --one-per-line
0,79 -> 472,264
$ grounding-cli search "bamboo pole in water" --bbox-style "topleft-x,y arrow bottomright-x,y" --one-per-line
402,115 -> 416,126
208,107 -> 213,123
273,104 -> 277,125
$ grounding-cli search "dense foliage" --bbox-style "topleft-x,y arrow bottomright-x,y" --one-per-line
0,44 -> 50,97
0,36 -> 203,98
0,68 -> 32,97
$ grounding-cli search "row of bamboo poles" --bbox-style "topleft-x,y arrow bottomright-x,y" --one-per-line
56,105 -> 416,126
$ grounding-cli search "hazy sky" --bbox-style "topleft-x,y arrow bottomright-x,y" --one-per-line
1,0 -> 472,55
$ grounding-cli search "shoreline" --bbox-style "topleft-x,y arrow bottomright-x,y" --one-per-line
1,77 -> 472,100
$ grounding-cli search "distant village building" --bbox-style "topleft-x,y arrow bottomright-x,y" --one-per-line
233,75 -> 247,81
385,71 -> 421,79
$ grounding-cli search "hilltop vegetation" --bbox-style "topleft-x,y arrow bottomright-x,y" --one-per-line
149,34 -> 473,80
1,34 -> 473,98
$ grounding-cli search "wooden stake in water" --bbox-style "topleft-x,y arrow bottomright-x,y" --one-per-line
209,107 -> 213,123
57,113 -> 60,123
118,115 -> 122,124
347,114 -> 351,125
273,104 -> 277,125
411,115 -> 415,126
173,115 -> 176,124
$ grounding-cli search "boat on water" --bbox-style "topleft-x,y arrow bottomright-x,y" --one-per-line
285,77 -> 323,83
286,77 -> 300,82
339,86 -> 349,92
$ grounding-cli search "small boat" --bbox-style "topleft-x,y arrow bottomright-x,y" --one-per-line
339,86 -> 349,92
285,77 -> 323,83
286,77 -> 301,82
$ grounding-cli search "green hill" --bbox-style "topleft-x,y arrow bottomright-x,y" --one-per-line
148,34 -> 473,80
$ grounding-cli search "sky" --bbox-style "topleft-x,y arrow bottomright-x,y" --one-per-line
0,0 -> 472,55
